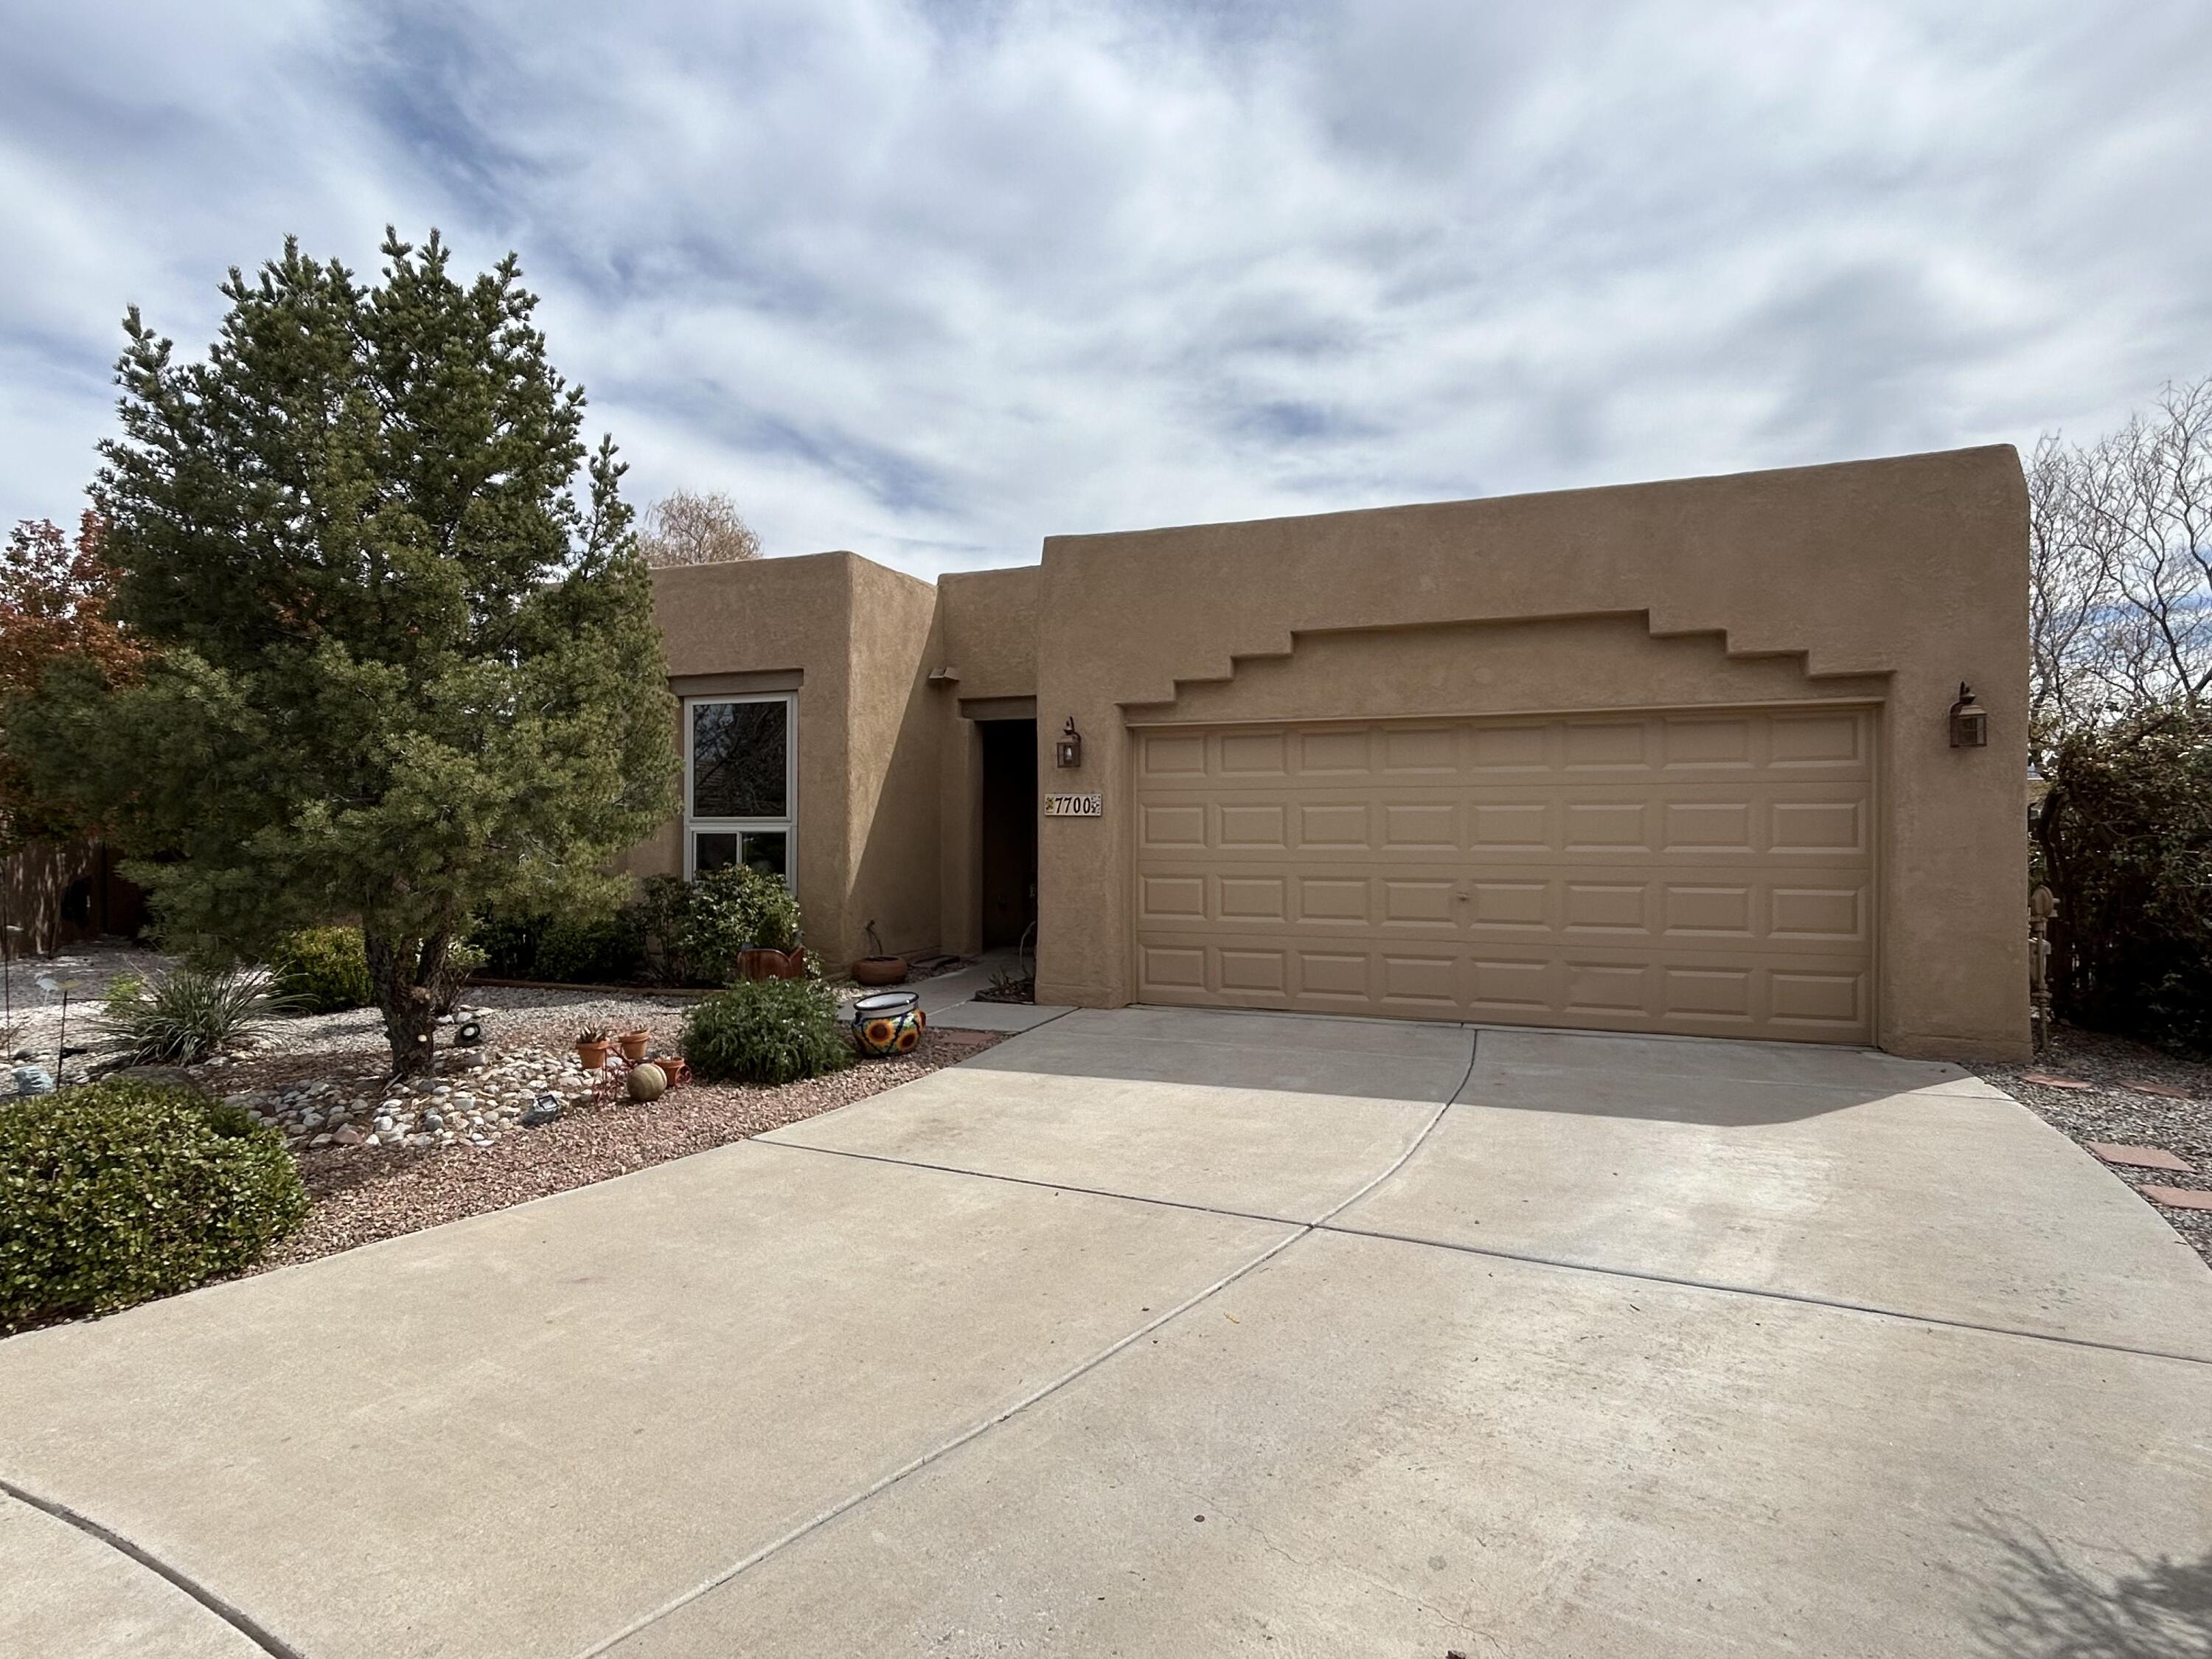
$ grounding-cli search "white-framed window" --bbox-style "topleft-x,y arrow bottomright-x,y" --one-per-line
684,692 -> 796,885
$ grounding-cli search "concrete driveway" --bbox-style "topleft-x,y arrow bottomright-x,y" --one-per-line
5,1009 -> 2211,1658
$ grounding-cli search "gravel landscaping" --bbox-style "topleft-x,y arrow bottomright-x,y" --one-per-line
1975,1025 -> 2212,1269
4,945 -> 1008,1320
142,982 -> 1006,1274
258,1023 -> 1004,1272
190,988 -> 708,1153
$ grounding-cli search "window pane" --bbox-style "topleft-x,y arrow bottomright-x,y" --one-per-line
692,701 -> 788,818
740,831 -> 787,880
692,831 -> 740,874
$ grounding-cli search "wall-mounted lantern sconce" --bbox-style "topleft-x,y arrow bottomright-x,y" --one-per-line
1054,717 -> 1083,769
1949,682 -> 1988,748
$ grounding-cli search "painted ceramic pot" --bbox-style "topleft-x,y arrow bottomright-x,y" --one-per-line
852,990 -> 926,1058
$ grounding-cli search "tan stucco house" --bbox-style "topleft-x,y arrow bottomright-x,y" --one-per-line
630,445 -> 2031,1062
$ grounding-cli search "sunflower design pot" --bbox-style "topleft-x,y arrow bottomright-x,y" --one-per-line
852,990 -> 925,1058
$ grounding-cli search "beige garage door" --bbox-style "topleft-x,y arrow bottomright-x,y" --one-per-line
1132,707 -> 1874,1042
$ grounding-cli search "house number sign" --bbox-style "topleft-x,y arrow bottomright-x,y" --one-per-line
1043,793 -> 1104,818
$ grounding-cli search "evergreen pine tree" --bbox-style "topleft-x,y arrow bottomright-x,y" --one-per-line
11,230 -> 678,1074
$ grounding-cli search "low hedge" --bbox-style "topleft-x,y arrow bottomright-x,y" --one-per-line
1,1080 -> 308,1332
534,911 -> 646,985
681,978 -> 851,1085
472,866 -> 804,988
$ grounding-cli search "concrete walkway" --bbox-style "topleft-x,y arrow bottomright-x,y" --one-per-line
4,1010 -> 2210,1657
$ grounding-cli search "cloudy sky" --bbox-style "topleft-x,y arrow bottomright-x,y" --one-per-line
3,1 -> 2208,577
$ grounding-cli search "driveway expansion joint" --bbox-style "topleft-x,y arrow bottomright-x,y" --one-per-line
759,1048 -> 2212,1371
1317,1223 -> 2212,1370
0,1477 -> 306,1659
580,1029 -> 1480,1657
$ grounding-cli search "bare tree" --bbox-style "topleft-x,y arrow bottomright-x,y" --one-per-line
637,488 -> 763,567
2029,373 -> 2212,759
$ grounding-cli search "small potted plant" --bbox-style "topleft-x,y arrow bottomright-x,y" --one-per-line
576,1026 -> 611,1070
616,1027 -> 650,1064
849,921 -> 909,987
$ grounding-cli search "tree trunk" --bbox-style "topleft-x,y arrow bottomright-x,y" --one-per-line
364,929 -> 448,1077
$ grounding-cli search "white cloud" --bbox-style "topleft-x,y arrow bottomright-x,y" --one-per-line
1,0 -> 2207,574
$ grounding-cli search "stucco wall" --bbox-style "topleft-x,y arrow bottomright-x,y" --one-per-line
647,554 -> 863,961
639,552 -> 959,967
939,567 -> 1040,701
1137,614 -> 1888,726
842,557 -> 945,964
933,566 -> 1043,954
1033,446 -> 2031,1061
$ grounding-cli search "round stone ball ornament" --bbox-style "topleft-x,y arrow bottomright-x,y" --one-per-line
627,1061 -> 668,1102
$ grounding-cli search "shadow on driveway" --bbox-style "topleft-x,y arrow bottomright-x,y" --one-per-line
1952,1514 -> 2212,1659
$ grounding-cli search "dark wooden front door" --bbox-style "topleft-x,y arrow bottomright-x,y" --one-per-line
978,719 -> 1039,948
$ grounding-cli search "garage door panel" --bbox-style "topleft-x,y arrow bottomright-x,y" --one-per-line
1297,802 -> 1371,847
1295,730 -> 1372,773
1133,709 -> 1874,1042
1295,877 -> 1372,924
1138,732 -> 1208,776
1380,801 -> 1458,849
1379,726 -> 1459,771
1469,724 -> 1550,770
1767,708 -> 1868,767
1217,731 -> 1287,774
1296,950 -> 1372,999
1771,798 -> 1866,854
1561,882 -> 1650,933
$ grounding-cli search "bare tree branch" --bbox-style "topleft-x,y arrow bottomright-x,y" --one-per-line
2028,372 -> 2212,757
637,488 -> 762,567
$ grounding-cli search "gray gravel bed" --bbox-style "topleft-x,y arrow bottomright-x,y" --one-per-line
1974,1025 -> 2212,1269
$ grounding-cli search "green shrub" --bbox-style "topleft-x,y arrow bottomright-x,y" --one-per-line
473,868 -> 807,990
681,978 -> 850,1085
97,965 -> 293,1065
535,910 -> 646,984
467,906 -> 544,978
1,1080 -> 308,1330
269,926 -> 372,1013
653,866 -> 801,984
2037,709 -> 2212,1053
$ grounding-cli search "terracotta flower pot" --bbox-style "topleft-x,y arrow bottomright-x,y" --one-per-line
851,955 -> 909,987
737,946 -> 809,981
616,1029 -> 650,1063
576,1039 -> 611,1071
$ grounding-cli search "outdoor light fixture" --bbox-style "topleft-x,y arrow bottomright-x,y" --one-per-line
1054,717 -> 1083,769
1949,682 -> 1988,748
